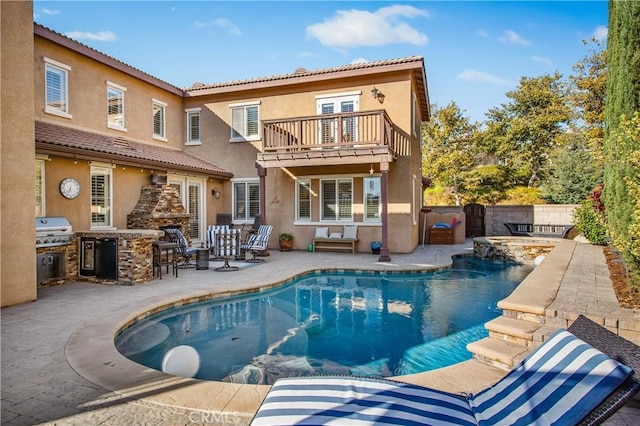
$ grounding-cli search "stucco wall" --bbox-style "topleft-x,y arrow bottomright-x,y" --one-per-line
1,1 -> 37,306
34,37 -> 184,148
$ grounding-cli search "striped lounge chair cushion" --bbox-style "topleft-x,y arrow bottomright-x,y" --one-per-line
469,329 -> 633,426
251,376 -> 476,426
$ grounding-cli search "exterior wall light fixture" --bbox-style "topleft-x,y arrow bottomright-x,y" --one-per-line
371,87 -> 385,104
212,187 -> 221,199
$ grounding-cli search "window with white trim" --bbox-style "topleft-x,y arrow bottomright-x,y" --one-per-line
44,58 -> 71,117
233,180 -> 260,221
186,108 -> 201,144
316,94 -> 359,144
35,160 -> 45,216
296,180 -> 311,221
107,82 -> 126,130
321,178 -> 353,221
168,177 -> 205,242
230,102 -> 259,141
91,166 -> 112,228
153,99 -> 166,139
364,177 -> 381,222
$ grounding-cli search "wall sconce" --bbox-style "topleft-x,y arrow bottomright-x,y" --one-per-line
371,86 -> 385,104
212,187 -> 221,199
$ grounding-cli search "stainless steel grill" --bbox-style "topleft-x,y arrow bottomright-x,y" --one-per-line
36,217 -> 74,248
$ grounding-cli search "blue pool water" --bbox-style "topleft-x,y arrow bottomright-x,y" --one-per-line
115,257 -> 533,385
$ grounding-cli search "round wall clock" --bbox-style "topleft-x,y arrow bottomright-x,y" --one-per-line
60,178 -> 80,199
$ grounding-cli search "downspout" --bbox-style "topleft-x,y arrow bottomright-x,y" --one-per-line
256,163 -> 267,225
378,162 -> 391,262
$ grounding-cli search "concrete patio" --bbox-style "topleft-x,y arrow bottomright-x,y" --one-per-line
2,240 -> 639,425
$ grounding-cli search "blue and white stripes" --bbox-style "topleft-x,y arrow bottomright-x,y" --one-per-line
469,329 -> 632,425
250,328 -> 632,426
251,376 -> 476,425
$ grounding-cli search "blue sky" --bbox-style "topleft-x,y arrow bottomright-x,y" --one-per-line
33,1 -> 608,123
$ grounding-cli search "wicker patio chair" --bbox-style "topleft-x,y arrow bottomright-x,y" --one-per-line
250,315 -> 640,426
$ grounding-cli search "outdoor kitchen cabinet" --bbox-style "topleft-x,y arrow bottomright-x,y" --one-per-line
80,237 -> 118,279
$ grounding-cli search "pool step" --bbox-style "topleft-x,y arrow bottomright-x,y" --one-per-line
466,337 -> 530,371
485,316 -> 543,348
468,317 -> 561,370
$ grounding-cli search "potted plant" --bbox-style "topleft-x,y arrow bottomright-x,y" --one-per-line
278,233 -> 294,251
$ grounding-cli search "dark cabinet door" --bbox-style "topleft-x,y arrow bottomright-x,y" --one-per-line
95,238 -> 118,279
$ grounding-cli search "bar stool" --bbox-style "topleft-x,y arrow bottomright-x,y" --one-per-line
153,241 -> 179,279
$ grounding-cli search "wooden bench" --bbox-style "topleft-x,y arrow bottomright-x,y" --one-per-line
504,223 -> 574,238
313,238 -> 358,254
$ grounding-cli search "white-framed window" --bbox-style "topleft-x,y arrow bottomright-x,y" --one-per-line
168,176 -> 206,242
232,179 -> 260,222
153,99 -> 167,140
230,101 -> 260,141
363,177 -> 381,222
186,107 -> 201,145
44,57 -> 71,118
320,178 -> 353,221
296,179 -> 311,222
316,92 -> 360,144
91,166 -> 113,228
35,159 -> 46,216
107,81 -> 126,130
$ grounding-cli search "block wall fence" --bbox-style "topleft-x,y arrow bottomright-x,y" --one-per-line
424,204 -> 578,238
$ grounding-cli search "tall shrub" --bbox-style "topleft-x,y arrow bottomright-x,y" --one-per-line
604,0 -> 640,289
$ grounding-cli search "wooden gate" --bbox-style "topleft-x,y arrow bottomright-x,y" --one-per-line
463,203 -> 485,237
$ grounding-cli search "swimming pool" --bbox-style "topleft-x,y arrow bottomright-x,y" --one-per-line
115,256 -> 533,385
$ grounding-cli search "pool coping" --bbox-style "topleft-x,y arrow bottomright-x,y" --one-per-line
63,239 -> 581,421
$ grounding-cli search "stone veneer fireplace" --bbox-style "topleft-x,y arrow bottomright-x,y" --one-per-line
127,184 -> 191,238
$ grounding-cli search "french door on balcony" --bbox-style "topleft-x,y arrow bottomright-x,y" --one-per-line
316,94 -> 359,145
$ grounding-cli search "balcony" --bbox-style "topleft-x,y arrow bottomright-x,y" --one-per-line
257,110 -> 396,169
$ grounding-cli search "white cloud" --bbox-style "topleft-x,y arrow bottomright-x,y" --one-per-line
497,30 -> 532,46
477,29 -> 489,38
64,31 -> 117,42
41,8 -> 60,16
457,69 -> 510,85
532,55 -> 553,67
192,18 -> 241,36
593,25 -> 608,41
351,57 -> 369,64
306,5 -> 429,48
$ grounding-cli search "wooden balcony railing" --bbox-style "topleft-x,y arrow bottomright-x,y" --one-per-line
262,110 -> 395,154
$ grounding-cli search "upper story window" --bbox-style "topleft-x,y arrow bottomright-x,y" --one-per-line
321,178 -> 353,221
232,180 -> 260,222
230,101 -> 260,141
296,180 -> 311,222
186,108 -> 201,145
91,165 -> 113,228
153,99 -> 167,140
107,82 -> 126,131
316,92 -> 360,144
44,57 -> 71,118
364,177 -> 381,222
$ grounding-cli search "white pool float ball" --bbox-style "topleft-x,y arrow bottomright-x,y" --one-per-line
162,345 -> 200,378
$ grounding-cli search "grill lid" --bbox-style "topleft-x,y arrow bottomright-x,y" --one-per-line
36,217 -> 72,234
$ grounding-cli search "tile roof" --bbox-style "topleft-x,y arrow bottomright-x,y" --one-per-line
35,121 -> 232,178
185,56 -> 426,92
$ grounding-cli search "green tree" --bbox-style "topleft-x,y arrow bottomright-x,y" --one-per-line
421,102 -> 477,205
541,129 -> 604,204
568,38 -> 607,165
604,0 -> 640,289
481,72 -> 572,187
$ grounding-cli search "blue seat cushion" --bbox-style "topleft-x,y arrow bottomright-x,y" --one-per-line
251,376 -> 477,426
469,329 -> 632,426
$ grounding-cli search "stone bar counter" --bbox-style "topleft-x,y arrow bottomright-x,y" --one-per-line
74,229 -> 163,285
